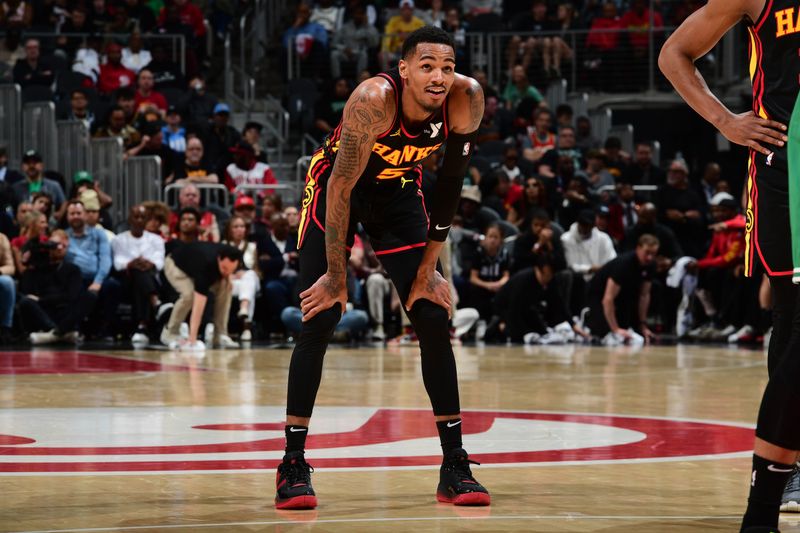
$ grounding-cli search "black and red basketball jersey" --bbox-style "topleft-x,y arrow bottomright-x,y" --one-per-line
747,1 -> 800,124
322,68 -> 451,183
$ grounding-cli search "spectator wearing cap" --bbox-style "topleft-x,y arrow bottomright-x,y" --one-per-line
162,106 -> 186,154
458,185 -> 495,234
127,119 -> 177,183
561,208 -> 617,311
122,31 -> 152,74
224,141 -> 277,194
168,183 -> 219,242
313,78 -> 351,141
112,204 -> 166,345
201,103 -> 241,176
134,69 -> 168,114
12,38 -> 53,89
65,89 -> 96,133
80,189 -> 115,244
242,122 -> 268,164
657,158 -> 706,258
380,0 -> 425,71
12,150 -> 66,212
172,137 -> 218,185
97,42 -> 136,95
330,5 -> 379,79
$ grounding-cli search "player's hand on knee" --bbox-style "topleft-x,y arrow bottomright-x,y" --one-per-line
405,270 -> 452,318
719,111 -> 787,155
300,272 -> 347,322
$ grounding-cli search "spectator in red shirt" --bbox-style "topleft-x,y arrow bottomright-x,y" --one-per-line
223,140 -> 277,194
97,42 -> 135,95
620,0 -> 663,55
134,69 -> 167,114
167,183 -> 220,242
159,0 -> 206,40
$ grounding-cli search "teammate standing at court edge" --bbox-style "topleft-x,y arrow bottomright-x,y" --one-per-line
274,27 -> 490,509
661,1 -> 800,531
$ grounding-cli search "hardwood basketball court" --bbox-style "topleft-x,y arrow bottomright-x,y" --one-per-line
0,343 -> 793,532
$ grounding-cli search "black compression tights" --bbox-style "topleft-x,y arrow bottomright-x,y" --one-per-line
755,276 -> 800,449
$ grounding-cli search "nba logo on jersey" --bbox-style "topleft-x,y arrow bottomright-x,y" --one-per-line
462,142 -> 471,156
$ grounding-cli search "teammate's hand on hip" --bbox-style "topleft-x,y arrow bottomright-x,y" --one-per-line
719,111 -> 787,155
405,270 -> 452,318
300,272 -> 347,322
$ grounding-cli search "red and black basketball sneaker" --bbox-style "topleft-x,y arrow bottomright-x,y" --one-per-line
275,451 -> 317,510
436,448 -> 491,506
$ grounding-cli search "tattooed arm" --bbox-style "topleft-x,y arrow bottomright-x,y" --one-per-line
406,75 -> 484,315
299,78 -> 395,321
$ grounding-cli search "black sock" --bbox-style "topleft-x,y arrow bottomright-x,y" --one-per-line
284,425 -> 308,454
741,454 -> 794,531
436,418 -> 463,454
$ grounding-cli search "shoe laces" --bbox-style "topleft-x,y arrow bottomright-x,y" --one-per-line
443,451 -> 481,482
279,455 -> 314,486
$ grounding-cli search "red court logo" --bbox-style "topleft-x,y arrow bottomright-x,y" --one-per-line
0,407 -> 754,474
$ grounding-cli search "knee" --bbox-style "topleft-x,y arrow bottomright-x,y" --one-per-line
408,300 -> 449,334
304,304 -> 342,335
0,275 -> 14,293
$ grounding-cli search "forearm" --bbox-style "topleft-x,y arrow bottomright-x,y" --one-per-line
188,292 -> 207,342
603,298 -> 619,332
418,240 -> 445,273
324,179 -> 352,279
639,293 -> 650,326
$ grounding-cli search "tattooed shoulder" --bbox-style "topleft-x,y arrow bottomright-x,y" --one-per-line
450,75 -> 484,133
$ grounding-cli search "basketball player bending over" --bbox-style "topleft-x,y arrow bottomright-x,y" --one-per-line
661,1 -> 799,531
275,27 -> 489,509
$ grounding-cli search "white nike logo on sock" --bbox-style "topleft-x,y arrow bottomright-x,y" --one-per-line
446,420 -> 461,428
289,427 -> 307,433
768,464 -> 794,473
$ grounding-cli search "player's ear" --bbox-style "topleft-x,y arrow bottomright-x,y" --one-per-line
398,58 -> 408,81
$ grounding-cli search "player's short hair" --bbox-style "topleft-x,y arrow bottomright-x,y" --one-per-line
637,233 -> 660,248
402,26 -> 455,60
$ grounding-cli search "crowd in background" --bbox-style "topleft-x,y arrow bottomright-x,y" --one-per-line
0,0 -> 760,348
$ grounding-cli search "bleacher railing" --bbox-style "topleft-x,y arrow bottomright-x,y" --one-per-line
56,120 -> 91,184
22,102 -> 57,168
0,85 -> 22,171
90,137 -> 124,222
163,183 -> 230,210
124,156 -> 162,213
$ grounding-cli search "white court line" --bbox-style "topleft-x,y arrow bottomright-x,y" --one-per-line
8,514 -> 742,533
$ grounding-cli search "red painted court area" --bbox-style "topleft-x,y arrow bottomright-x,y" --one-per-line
0,351 -> 191,374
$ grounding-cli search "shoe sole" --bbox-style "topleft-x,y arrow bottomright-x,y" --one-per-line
781,500 -> 800,512
275,495 -> 318,510
436,491 -> 491,506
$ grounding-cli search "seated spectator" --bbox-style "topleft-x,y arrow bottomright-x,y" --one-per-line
201,103 -> 240,175
620,202 -> 683,264
575,116 -> 601,152
162,106 -> 187,154
585,150 -> 616,196
480,173 -> 516,219
512,208 -> 566,272
585,234 -> 659,344
556,163 -> 592,228
90,0 -> 112,33
72,35 -> 102,83
313,78 -> 351,141
622,141 -> 666,193
506,0 -> 555,73
503,65 -> 544,113
63,89 -> 96,133
562,208 -> 617,283
603,136 -> 631,178
458,186 -> 495,234
115,87 -> 139,126
12,38 -> 53,89
123,0 -> 157,33
0,30 -> 24,81
492,254 -> 585,343
263,213 -> 299,332
283,3 -> 329,77
93,106 -> 142,150
112,205 -> 165,344
172,137 -> 218,185
56,5 -> 90,56
230,195 -> 261,240
166,206 -> 201,255
0,0 -> 32,29
657,158 -> 706,258
159,0 -> 206,43
440,7 -> 468,66
284,205 -> 300,237
477,95 -> 513,144
620,0 -> 663,61
97,42 -> 136,96
252,193 -> 282,240
522,108 -> 556,163
551,2 -> 577,78
330,5 -> 379,79
496,146 -> 524,184
127,120 -> 177,183
468,223 -> 510,320
221,215 -> 261,341
508,176 -> 548,229
160,242 -> 242,351
144,44 -> 185,90
6,200 -> 31,239
0,232 -> 13,342
0,146 -> 22,185
697,162 -> 721,207
169,184 -> 219,242
157,3 -> 200,77
31,191 -> 54,225
242,122 -> 268,164
143,200 -> 171,240
181,76 -> 217,128
281,304 -> 369,341
311,0 -> 344,34
122,31 -> 152,73
380,0 -> 425,71
538,126 -> 584,177
80,189 -> 115,243
134,69 -> 168,114
585,2 -> 623,89
687,193 -> 746,337
473,69 -> 499,99
607,179 -> 639,241
19,230 -> 89,345
12,150 -> 66,211
223,141 -> 277,193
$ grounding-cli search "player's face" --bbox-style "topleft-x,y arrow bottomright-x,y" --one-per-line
636,244 -> 659,265
400,43 -> 456,113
